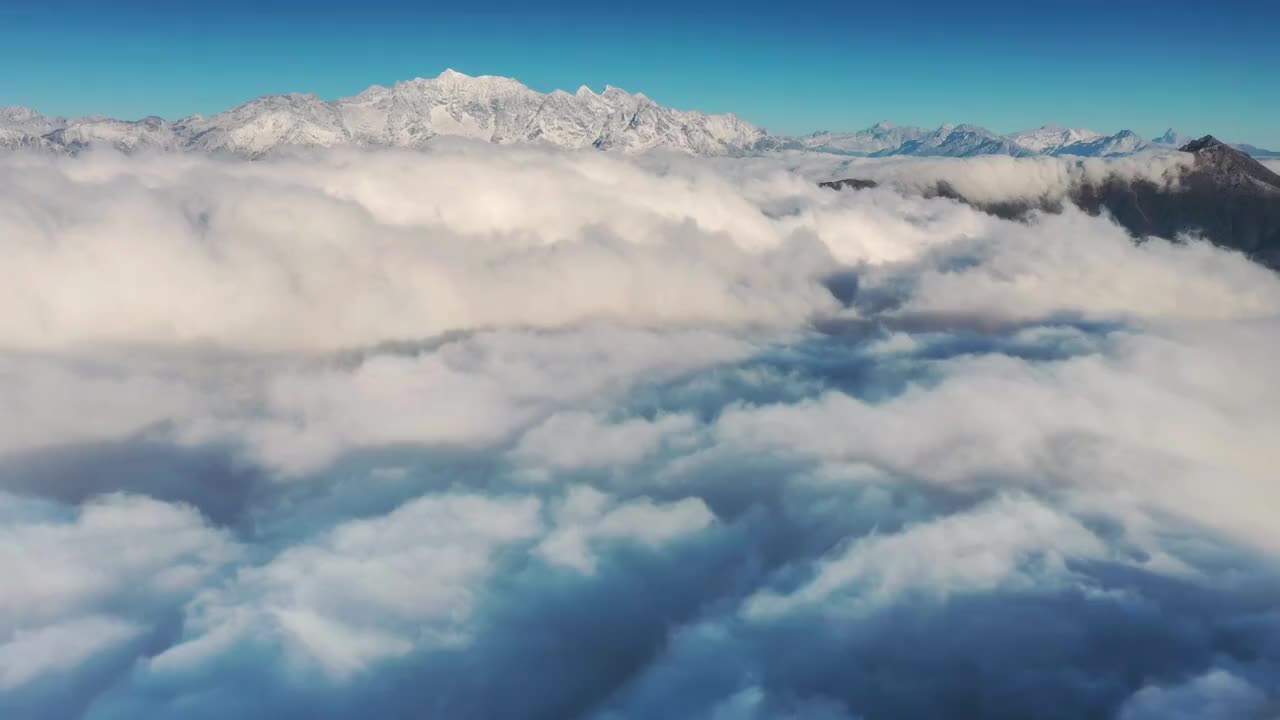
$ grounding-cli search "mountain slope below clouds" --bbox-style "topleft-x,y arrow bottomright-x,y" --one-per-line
820,136 -> 1280,269
1067,137 -> 1280,267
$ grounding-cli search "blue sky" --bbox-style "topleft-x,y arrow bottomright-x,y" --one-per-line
3,0 -> 1278,146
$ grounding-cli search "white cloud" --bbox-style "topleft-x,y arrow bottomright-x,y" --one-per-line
733,149 -> 1194,205
0,147 -> 839,353
2,146 -> 1228,356
0,493 -> 235,629
160,493 -> 541,678
837,152 -> 1193,205
538,486 -> 715,572
893,208 -> 1280,323
510,411 -> 698,471
214,326 -> 756,474
0,616 -> 142,691
744,494 -> 1109,619
2,145 -> 1279,718
4,145 -> 1275,472
0,353 -> 210,456
0,493 -> 234,695
712,320 -> 1280,555
0,325 -> 758,474
145,485 -> 714,683
1118,669 -> 1270,720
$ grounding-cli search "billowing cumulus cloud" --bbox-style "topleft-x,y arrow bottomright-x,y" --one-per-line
0,493 -> 235,717
742,494 -> 1113,620
162,493 -> 545,678
0,144 -> 837,352
1,144 -> 1279,719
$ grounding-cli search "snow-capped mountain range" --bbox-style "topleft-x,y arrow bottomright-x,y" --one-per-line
0,70 -> 779,158
2,69 -> 1276,159
796,123 -> 1274,159
1002,125 -> 1103,154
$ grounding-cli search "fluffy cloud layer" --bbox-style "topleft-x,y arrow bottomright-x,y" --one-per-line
2,144 -> 1279,719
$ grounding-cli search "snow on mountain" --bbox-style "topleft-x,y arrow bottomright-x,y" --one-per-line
0,107 -> 61,151
3,78 -> 1276,160
584,85 -> 776,155
1150,128 -> 1280,158
876,123 -> 1037,158
182,93 -> 349,155
1054,129 -> 1150,157
796,121 -> 929,155
45,116 -> 186,153
1004,125 -> 1102,154
1152,128 -> 1193,147
0,128 -> 55,152
0,105 -> 67,136
0,70 -> 778,157
798,124 -> 1197,159
0,106 -> 172,153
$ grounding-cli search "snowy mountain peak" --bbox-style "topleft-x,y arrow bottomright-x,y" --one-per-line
882,123 -> 1036,158
1,105 -> 43,122
430,69 -> 530,94
1005,125 -> 1102,154
794,122 -> 929,156
1154,128 -> 1193,146
1054,129 -> 1149,157
1,105 -> 63,136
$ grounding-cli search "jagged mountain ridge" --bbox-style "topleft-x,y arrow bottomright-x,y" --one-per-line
796,122 -> 930,155
794,121 -> 1274,159
0,69 -> 779,157
2,70 -> 1277,158
1003,125 -> 1104,154
800,122 -> 1093,158
1153,128 -> 1194,148
877,123 -> 1038,158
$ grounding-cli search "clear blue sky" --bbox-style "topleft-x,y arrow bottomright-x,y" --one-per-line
3,0 -> 1278,146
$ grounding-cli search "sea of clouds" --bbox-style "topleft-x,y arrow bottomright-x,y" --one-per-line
2,141 -> 1279,719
